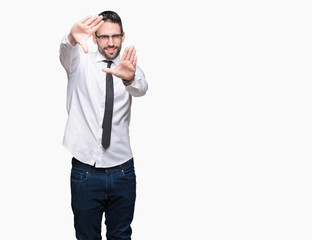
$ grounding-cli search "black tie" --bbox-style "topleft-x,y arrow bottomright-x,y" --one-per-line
102,60 -> 114,149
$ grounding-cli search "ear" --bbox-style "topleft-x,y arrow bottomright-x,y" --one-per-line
92,33 -> 97,45
122,32 -> 125,43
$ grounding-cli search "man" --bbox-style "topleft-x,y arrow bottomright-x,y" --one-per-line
59,10 -> 148,240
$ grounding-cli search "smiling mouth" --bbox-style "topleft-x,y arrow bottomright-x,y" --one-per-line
105,47 -> 117,54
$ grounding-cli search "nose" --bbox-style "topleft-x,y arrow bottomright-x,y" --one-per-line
107,36 -> 114,46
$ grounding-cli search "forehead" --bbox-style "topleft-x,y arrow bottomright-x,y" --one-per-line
97,21 -> 122,35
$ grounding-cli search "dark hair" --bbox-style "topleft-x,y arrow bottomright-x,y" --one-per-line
98,10 -> 123,33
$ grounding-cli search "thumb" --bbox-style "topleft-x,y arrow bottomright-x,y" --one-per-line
80,41 -> 89,53
102,68 -> 114,73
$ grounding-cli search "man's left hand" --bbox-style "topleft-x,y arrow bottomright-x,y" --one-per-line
102,45 -> 137,81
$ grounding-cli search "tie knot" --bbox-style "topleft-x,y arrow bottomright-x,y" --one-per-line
103,60 -> 113,68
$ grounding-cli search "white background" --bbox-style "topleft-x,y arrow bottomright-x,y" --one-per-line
0,0 -> 311,239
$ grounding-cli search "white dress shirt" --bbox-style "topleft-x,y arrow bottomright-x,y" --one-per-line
59,35 -> 148,167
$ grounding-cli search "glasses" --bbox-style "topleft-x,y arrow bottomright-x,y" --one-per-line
95,32 -> 123,43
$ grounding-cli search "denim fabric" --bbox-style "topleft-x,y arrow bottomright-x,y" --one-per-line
71,158 -> 136,240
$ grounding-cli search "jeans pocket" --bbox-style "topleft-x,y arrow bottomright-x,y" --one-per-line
71,168 -> 88,183
120,166 -> 136,180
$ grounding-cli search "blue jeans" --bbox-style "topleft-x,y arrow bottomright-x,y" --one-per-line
71,158 -> 136,240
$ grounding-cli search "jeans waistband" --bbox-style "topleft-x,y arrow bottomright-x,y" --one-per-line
72,157 -> 134,173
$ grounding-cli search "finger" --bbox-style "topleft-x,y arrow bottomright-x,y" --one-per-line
90,15 -> 103,28
81,15 -> 92,24
121,46 -> 129,61
133,55 -> 137,68
85,15 -> 99,26
129,48 -> 136,65
80,41 -> 89,53
102,68 -> 114,74
90,19 -> 104,33
126,45 -> 135,61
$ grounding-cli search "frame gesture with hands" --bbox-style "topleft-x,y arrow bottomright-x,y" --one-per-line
68,15 -> 137,85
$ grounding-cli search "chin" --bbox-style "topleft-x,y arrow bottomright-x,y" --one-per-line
100,51 -> 115,60
106,54 -> 117,60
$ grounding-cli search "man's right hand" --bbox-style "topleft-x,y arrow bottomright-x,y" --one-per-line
68,15 -> 104,53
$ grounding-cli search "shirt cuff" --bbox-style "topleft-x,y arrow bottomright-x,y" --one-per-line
61,33 -> 76,48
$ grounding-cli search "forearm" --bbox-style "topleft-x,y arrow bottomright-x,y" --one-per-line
125,66 -> 148,97
67,33 -> 78,47
122,75 -> 135,86
59,34 -> 81,76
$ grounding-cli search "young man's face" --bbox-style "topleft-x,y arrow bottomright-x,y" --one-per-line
93,21 -> 125,60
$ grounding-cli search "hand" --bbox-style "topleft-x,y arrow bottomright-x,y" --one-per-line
68,15 -> 104,53
102,45 -> 137,81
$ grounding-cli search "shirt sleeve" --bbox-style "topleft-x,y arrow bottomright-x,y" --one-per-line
125,65 -> 148,97
59,34 -> 82,77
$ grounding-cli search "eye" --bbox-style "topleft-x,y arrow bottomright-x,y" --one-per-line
112,34 -> 122,39
100,35 -> 109,40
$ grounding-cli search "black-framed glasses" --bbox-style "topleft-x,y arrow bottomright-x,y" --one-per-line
95,32 -> 123,42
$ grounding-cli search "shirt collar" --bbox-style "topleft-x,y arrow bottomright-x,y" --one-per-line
95,50 -> 120,66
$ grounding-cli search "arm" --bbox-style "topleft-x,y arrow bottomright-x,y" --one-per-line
59,34 -> 81,76
59,15 -> 104,75
125,65 -> 148,97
